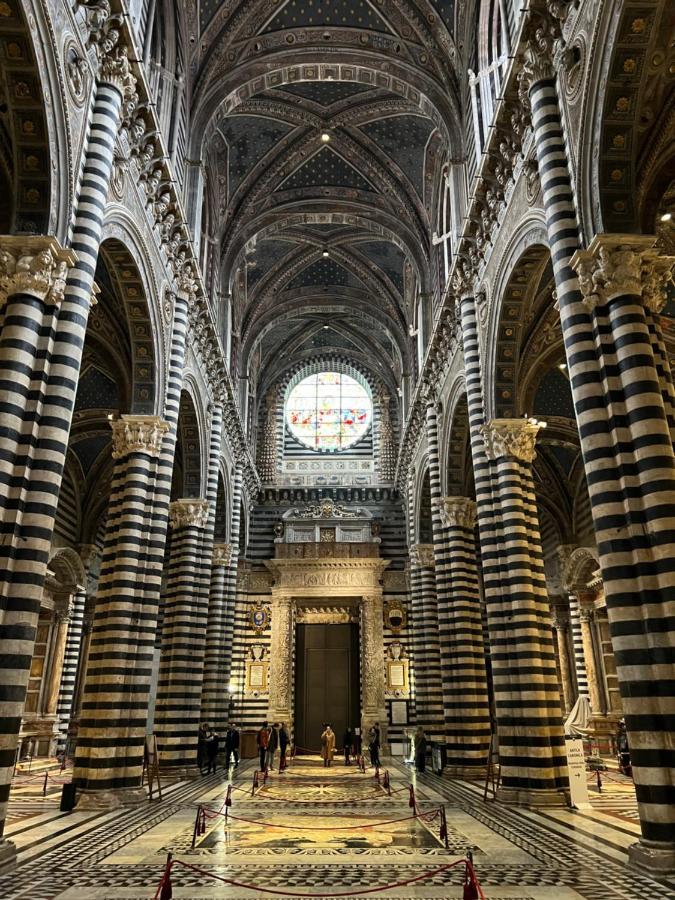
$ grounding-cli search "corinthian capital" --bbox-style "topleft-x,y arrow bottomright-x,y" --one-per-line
83,1 -> 137,98
213,543 -> 233,566
174,262 -> 198,303
572,234 -> 675,313
452,258 -> 476,301
481,418 -> 540,463
110,415 -> 169,459
433,496 -> 477,530
409,543 -> 435,569
520,9 -> 561,92
0,237 -> 76,305
169,499 -> 210,530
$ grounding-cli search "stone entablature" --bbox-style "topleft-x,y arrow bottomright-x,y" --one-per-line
274,542 -> 382,560
264,558 -> 389,594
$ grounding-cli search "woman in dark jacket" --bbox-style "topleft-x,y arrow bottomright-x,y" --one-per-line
197,723 -> 209,774
414,726 -> 427,773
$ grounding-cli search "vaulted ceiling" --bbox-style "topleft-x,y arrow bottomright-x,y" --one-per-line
185,1 -> 463,399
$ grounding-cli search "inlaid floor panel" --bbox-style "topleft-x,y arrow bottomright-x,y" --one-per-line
0,756 -> 672,900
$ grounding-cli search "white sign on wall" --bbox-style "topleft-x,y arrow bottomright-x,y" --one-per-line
565,738 -> 591,809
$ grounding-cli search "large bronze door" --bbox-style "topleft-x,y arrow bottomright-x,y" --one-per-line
294,623 -> 360,753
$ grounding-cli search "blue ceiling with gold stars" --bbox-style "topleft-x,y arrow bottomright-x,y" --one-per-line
218,116 -> 293,199
278,147 -> 376,192
262,0 -> 394,34
359,115 -> 434,198
274,82 -> 373,106
287,258 -> 365,289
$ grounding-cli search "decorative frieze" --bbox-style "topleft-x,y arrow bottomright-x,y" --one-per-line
110,415 -> 169,459
0,237 -> 76,305
572,234 -> 675,313
481,419 -> 541,463
409,543 -> 435,569
433,496 -> 477,530
168,499 -> 210,530
212,543 -> 233,567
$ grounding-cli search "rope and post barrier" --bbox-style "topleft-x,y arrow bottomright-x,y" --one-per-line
152,853 -> 485,899
383,770 -> 391,795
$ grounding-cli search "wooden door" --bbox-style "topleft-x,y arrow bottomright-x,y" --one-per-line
294,623 -> 359,752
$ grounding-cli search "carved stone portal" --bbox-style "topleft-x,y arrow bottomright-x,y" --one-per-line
264,557 -> 390,748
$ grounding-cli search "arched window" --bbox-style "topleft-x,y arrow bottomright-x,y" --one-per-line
285,372 -> 372,452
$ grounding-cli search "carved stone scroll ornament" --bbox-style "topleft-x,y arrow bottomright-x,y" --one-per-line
519,9 -> 561,95
110,415 -> 169,459
168,499 -> 210,530
409,543 -> 435,569
433,496 -> 477,530
213,543 -> 233,567
481,418 -> 541,463
292,499 -> 361,519
0,237 -> 76,305
571,234 -> 675,314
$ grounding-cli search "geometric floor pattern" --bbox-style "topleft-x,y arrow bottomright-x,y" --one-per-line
0,755 -> 674,899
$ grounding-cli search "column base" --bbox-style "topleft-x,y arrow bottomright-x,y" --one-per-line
75,787 -> 148,810
629,839 -> 675,875
444,764 -> 488,780
0,839 -> 17,873
496,786 -> 569,808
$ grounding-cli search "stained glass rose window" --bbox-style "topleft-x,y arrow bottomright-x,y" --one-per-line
286,372 -> 371,451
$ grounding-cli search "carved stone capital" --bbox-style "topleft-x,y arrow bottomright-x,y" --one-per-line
571,234 -> 675,313
110,415 -> 169,459
99,46 -> 137,97
433,496 -> 477,530
521,10 -> 560,92
213,543 -> 233,566
409,543 -> 435,569
0,237 -> 76,305
169,499 -> 210,530
481,418 -> 540,463
174,263 -> 198,302
452,260 -> 476,300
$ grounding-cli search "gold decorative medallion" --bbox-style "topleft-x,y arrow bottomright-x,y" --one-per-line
249,601 -> 271,635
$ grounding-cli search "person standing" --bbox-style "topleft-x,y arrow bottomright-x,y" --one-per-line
205,726 -> 219,775
257,722 -> 270,771
224,723 -> 240,770
343,726 -> 353,765
279,722 -> 290,770
197,723 -> 209,774
266,722 -> 279,771
321,723 -> 335,767
368,723 -> 381,768
414,726 -> 427,773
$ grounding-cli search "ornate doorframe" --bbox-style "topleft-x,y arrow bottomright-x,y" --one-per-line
264,558 -> 390,746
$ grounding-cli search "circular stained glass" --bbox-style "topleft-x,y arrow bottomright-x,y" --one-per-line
286,372 -> 372,452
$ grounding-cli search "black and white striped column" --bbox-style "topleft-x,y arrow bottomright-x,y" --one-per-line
408,543 -> 444,736
434,497 -> 491,772
201,542 -> 233,732
481,419 -> 568,803
154,499 -> 211,769
525,14 -> 675,862
567,592 -> 589,700
73,416 -> 169,805
56,587 -> 86,754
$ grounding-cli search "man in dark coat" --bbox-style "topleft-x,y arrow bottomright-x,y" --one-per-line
266,722 -> 280,770
279,722 -> 290,769
257,722 -> 270,771
205,726 -> 219,775
343,727 -> 353,765
224,723 -> 240,769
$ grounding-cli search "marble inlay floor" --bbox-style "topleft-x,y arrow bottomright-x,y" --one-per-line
0,755 -> 673,898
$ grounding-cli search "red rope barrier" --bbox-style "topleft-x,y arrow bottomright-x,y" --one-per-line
153,854 -> 481,899
198,804 -> 443,832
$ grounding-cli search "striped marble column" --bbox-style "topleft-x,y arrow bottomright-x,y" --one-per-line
481,419 -> 567,804
408,544 -> 444,736
0,238 -> 77,863
567,592 -> 589,700
154,499 -> 211,769
551,610 -> 574,715
197,401 -> 227,731
73,415 -> 170,806
55,588 -> 87,754
222,464 -> 244,690
524,13 -> 675,863
434,497 -> 491,773
201,542 -> 233,732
